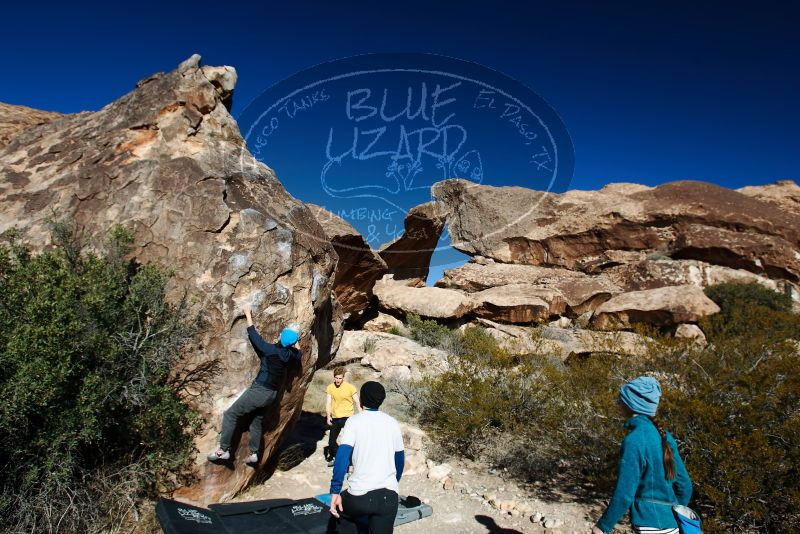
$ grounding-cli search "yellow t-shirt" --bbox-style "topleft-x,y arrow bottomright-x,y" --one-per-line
326,382 -> 357,418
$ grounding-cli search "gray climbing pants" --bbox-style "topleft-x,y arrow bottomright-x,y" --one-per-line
219,383 -> 277,453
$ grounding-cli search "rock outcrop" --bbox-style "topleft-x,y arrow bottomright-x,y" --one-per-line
307,204 -> 387,318
333,330 -> 448,380
738,180 -> 800,216
591,285 -> 720,329
374,277 -> 475,319
432,179 -> 800,281
0,55 -> 341,504
379,202 -> 447,286
0,102 -> 64,149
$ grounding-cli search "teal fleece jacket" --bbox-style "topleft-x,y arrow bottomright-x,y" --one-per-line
597,415 -> 693,533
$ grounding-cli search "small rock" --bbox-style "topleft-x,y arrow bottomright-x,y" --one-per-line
544,517 -> 562,528
427,463 -> 453,481
549,316 -> 572,328
531,512 -> 543,523
443,477 -> 454,490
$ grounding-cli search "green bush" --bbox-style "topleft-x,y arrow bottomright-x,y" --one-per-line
0,224 -> 200,534
701,283 -> 798,340
407,283 -> 800,533
405,313 -> 454,349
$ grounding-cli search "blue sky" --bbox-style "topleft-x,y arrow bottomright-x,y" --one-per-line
2,1 -> 798,283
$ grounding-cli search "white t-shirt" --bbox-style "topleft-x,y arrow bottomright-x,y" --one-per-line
339,410 -> 404,495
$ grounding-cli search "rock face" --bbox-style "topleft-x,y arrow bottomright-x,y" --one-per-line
738,180 -> 800,216
379,202 -> 446,286
436,262 -> 620,315
307,204 -> 387,318
432,179 -> 800,281
591,286 -> 720,329
333,330 -> 448,380
0,102 -> 64,149
471,284 -> 567,323
374,277 -> 475,319
0,55 -> 341,504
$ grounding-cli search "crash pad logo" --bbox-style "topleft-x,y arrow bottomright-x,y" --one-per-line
237,53 -> 573,253
177,507 -> 213,524
291,502 -> 324,516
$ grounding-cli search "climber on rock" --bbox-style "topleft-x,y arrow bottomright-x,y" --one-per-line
207,303 -> 301,466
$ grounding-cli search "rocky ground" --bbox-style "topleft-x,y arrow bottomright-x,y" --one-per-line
235,367 -> 603,534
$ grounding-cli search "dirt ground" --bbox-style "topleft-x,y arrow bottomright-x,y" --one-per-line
237,410 -> 601,534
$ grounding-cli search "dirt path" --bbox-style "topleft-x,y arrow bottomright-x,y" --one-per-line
237,412 -> 600,534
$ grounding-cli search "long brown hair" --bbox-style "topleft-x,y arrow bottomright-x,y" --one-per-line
649,416 -> 676,480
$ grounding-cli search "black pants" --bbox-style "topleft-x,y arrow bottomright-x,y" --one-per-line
341,488 -> 399,534
219,384 -> 277,453
328,417 -> 348,459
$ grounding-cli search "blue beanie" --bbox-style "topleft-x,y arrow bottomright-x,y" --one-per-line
279,326 -> 300,347
619,376 -> 662,416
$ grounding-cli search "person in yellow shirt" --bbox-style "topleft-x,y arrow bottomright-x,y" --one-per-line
325,367 -> 361,466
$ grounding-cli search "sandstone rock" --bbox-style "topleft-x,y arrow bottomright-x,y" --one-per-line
537,326 -> 652,358
0,102 -> 64,149
334,330 -> 448,379
738,180 -> 800,216
379,202 -> 446,286
675,323 -> 707,345
469,318 -> 651,358
607,258 -> 800,309
427,463 -> 453,482
432,179 -> 800,280
374,277 -> 475,319
436,262 -> 619,314
592,286 -> 720,329
443,477 -> 455,490
399,423 -> 428,451
362,311 -> 407,334
403,450 -> 428,476
307,204 -> 387,317
472,284 -> 567,323
549,316 -> 572,328
0,57 -> 341,504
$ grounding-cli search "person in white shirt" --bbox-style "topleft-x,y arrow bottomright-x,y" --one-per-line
329,381 -> 404,534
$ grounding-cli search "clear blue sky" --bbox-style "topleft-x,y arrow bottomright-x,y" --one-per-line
2,1 -> 798,283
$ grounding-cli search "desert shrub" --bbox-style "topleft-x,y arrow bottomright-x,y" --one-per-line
409,283 -> 800,533
405,313 -> 455,349
650,337 -> 800,533
0,225 -> 199,534
701,283 -> 798,340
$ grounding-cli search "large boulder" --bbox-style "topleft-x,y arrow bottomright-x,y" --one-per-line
0,55 -> 341,504
379,202 -> 446,286
374,277 -> 475,319
591,285 -> 720,329
307,204 -> 387,318
432,179 -> 800,281
471,284 -> 567,323
436,261 -> 619,315
469,318 -> 651,358
333,330 -> 448,380
606,258 -> 800,308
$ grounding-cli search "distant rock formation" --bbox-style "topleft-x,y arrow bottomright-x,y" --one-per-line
0,54 -> 341,504
432,179 -> 800,281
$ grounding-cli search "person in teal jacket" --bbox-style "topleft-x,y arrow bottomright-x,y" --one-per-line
592,376 -> 693,534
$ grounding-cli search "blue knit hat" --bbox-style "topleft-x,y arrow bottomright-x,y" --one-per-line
279,323 -> 301,347
619,376 -> 662,416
